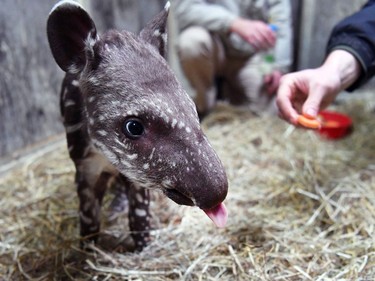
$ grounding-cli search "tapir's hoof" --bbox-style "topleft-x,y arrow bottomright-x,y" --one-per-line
80,233 -> 137,253
98,233 -> 137,252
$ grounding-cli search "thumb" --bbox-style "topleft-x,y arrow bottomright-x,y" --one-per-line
302,89 -> 325,118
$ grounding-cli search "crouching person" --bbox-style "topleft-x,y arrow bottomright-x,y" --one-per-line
172,0 -> 293,119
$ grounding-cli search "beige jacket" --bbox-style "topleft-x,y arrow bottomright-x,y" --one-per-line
173,0 -> 293,72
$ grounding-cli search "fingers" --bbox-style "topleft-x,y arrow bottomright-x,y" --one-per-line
263,72 -> 280,95
263,74 -> 272,84
250,23 -> 276,50
302,85 -> 327,118
268,71 -> 282,94
232,19 -> 276,51
276,66 -> 343,127
275,75 -> 300,125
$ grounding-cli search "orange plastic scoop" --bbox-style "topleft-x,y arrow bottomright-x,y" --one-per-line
297,114 -> 321,129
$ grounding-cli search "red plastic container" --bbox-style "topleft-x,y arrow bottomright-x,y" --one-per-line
317,110 -> 353,140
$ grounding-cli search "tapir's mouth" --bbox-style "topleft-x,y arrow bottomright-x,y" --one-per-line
163,188 -> 195,206
163,189 -> 228,228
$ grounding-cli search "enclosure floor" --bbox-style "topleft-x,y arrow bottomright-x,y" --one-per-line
0,91 -> 374,280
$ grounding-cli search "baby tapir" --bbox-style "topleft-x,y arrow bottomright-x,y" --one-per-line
46,1 -> 228,250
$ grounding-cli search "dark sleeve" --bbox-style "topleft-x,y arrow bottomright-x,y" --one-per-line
326,0 -> 375,91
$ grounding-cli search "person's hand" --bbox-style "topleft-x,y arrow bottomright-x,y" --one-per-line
276,68 -> 341,125
263,70 -> 282,96
276,50 -> 362,125
230,18 -> 276,51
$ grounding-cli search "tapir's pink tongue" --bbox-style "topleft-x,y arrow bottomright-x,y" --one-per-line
204,202 -> 228,228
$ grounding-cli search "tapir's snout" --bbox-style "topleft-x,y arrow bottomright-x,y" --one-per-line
193,164 -> 228,211
162,136 -> 229,227
163,163 -> 228,209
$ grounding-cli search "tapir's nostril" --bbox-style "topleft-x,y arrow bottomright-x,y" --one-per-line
196,174 -> 228,211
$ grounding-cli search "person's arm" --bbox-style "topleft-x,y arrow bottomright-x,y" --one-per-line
174,0 -> 276,52
276,0 -> 375,125
326,0 -> 375,91
276,50 -> 361,125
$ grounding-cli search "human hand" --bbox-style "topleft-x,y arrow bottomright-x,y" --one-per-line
263,70 -> 282,96
230,18 -> 276,51
275,50 -> 361,126
275,67 -> 341,125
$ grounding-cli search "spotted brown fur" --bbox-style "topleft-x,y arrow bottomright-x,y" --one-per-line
47,0 -> 228,251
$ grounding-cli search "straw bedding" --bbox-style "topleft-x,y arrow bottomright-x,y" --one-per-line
0,92 -> 374,280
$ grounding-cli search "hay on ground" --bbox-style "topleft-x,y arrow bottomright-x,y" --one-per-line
0,91 -> 374,280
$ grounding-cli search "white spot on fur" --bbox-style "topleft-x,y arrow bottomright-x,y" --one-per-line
111,100 -> 121,106
178,121 -> 185,129
153,29 -> 161,37
171,119 -> 177,128
127,110 -> 138,116
92,139 -> 119,165
71,80 -> 79,87
66,122 -> 83,133
149,148 -> 155,160
162,179 -> 172,187
64,99 -> 76,107
97,130 -> 108,137
85,34 -> 98,49
67,64 -> 81,74
135,208 -> 147,217
88,76 -> 100,86
113,147 -> 125,155
127,153 -> 138,160
161,33 -> 167,44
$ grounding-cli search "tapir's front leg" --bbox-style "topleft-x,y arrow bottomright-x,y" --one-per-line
124,178 -> 152,251
76,166 -> 110,242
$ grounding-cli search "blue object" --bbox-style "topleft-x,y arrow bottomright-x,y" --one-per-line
269,24 -> 278,32
263,24 -> 278,63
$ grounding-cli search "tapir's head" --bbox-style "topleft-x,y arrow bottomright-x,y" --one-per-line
47,1 -> 228,227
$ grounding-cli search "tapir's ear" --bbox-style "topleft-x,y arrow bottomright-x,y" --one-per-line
47,0 -> 98,73
139,2 -> 170,58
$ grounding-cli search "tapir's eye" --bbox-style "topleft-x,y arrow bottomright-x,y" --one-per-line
122,119 -> 144,139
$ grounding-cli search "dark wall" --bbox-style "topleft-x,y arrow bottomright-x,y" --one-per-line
0,0 -> 64,158
89,0 -> 166,33
298,0 -> 368,69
